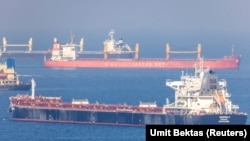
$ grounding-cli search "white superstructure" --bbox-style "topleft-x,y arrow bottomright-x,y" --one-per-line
49,34 -> 83,61
165,59 -> 240,115
103,30 -> 132,53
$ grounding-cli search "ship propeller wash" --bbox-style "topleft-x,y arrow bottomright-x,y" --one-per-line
9,60 -> 247,125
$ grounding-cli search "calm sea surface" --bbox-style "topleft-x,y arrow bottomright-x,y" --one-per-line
0,52 -> 250,141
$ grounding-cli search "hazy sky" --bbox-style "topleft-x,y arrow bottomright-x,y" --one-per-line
1,0 -> 249,32
0,0 -> 249,56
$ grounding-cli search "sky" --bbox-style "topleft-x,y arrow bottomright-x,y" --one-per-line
0,0 -> 249,57
1,0 -> 249,32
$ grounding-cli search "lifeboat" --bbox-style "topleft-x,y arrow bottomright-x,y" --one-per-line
216,92 -> 226,104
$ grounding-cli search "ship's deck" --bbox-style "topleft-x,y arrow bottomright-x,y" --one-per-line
10,95 -> 164,114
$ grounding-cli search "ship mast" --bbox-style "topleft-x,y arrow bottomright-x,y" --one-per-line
70,32 -> 75,44
31,78 -> 36,99
231,45 -> 235,56
199,57 -> 204,71
109,30 -> 115,41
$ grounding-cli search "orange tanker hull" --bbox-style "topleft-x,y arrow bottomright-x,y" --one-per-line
44,56 -> 240,69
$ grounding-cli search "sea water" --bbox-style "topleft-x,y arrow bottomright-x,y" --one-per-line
0,47 -> 250,141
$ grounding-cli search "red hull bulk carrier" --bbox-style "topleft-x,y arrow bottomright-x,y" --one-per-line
44,30 -> 240,69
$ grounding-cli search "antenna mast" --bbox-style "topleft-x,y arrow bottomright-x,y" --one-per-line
231,45 -> 235,56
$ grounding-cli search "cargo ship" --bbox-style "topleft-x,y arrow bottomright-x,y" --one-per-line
0,58 -> 31,91
0,50 -> 49,58
9,62 -> 247,125
0,37 -> 50,58
44,30 -> 240,69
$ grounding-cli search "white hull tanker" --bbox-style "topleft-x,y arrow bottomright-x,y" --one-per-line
9,62 -> 247,126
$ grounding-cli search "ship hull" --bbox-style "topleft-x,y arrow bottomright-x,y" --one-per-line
44,56 -> 240,69
1,52 -> 49,58
10,106 -> 247,126
0,84 -> 31,91
1,52 -> 133,59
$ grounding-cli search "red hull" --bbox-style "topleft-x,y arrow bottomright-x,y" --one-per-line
44,56 -> 240,69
